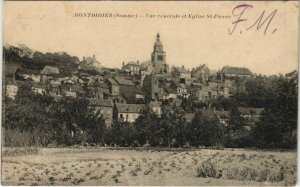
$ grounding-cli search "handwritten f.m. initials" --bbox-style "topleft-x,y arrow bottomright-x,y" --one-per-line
246,9 -> 278,34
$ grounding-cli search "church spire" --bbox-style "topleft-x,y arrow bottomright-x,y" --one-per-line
153,33 -> 163,52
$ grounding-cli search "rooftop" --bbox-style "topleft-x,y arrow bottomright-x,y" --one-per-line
221,66 -> 253,76
237,107 -> 264,115
88,98 -> 113,107
115,103 -> 145,113
115,77 -> 135,86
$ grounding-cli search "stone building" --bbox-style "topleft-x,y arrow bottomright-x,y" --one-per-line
192,64 -> 210,83
114,103 -> 145,123
151,33 -> 169,74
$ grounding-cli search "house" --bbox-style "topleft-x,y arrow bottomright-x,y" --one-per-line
5,80 -> 18,99
114,77 -> 140,102
49,82 -> 62,97
143,74 -> 164,101
115,77 -> 135,86
190,84 -> 209,102
285,70 -> 298,84
122,61 -> 140,75
171,66 -> 191,80
41,65 -> 59,75
192,64 -> 209,83
237,107 -> 264,129
140,66 -> 154,86
150,101 -> 162,116
114,103 -> 145,123
121,85 -> 146,104
60,83 -> 83,97
79,54 -> 102,71
16,69 -> 41,82
170,81 -> 188,98
163,86 -> 177,100
135,87 -> 146,101
207,82 -> 221,100
89,82 -> 110,99
88,98 -> 113,126
221,66 -> 253,79
105,78 -> 120,96
31,82 -> 47,95
64,90 -> 77,97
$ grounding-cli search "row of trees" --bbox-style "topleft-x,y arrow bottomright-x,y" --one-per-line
3,75 -> 297,149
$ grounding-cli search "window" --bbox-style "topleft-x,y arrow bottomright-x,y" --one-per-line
158,55 -> 163,61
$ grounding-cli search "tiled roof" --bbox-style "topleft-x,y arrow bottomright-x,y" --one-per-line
164,86 -> 177,94
17,68 -> 41,75
237,107 -> 264,115
173,66 -> 190,73
115,77 -> 135,86
150,101 -> 162,107
115,103 -> 145,113
88,98 -> 113,107
106,78 -> 119,85
41,65 -> 59,75
172,81 -> 186,89
285,70 -> 297,78
124,61 -> 140,67
221,66 -> 253,76
70,84 -> 83,92
92,82 -> 109,89
31,82 -> 47,89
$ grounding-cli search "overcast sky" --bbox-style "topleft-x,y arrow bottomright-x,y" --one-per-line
4,1 -> 299,75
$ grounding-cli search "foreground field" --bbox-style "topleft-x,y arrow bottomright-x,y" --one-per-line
1,147 -> 297,186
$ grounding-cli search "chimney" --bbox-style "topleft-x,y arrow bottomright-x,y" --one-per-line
83,56 -> 85,61
137,60 -> 139,65
122,61 -> 125,66
182,65 -> 185,69
93,54 -> 96,60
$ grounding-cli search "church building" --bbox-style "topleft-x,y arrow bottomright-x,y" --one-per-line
151,33 -> 169,74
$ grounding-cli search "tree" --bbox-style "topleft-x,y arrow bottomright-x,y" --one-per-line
157,111 -> 187,148
48,97 -> 106,145
134,105 -> 159,146
252,77 -> 297,149
109,121 -> 136,146
186,111 -> 223,147
3,83 -> 54,146
225,108 -> 247,147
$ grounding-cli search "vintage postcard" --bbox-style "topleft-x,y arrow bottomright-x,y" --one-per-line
2,1 -> 298,186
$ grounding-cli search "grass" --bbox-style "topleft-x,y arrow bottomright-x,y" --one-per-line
196,153 -> 293,183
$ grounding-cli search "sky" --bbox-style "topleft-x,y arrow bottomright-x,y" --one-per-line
4,1 -> 299,75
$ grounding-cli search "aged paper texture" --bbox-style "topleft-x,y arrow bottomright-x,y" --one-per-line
2,1 -> 298,186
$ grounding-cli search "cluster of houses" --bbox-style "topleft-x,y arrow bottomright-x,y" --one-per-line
5,33 -> 266,128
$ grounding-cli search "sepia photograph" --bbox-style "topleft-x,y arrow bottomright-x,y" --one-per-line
2,1 -> 299,186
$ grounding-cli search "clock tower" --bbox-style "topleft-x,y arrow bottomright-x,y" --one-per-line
151,33 -> 168,74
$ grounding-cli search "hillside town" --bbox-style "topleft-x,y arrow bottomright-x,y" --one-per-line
3,33 -> 298,147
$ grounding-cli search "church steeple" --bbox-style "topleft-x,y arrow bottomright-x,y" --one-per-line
153,33 -> 164,53
151,33 -> 168,74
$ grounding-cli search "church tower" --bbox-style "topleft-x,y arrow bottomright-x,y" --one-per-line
151,33 -> 168,74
